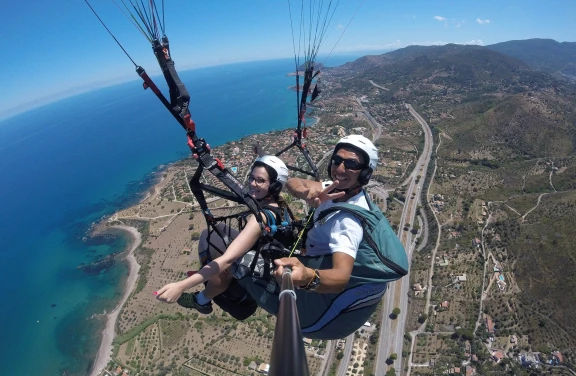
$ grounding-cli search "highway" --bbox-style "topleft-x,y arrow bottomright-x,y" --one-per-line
337,334 -> 355,376
355,97 -> 382,140
373,104 -> 434,376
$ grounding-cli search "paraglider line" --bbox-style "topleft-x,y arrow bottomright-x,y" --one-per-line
84,0 -> 137,67
323,0 -> 365,64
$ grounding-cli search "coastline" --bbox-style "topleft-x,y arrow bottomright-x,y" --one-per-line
90,225 -> 142,376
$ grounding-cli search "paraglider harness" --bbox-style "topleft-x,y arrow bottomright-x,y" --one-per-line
202,205 -> 312,280
195,204 -> 312,320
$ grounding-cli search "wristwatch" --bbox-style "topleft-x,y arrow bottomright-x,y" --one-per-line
304,269 -> 321,291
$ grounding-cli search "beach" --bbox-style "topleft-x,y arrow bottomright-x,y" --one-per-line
90,225 -> 142,376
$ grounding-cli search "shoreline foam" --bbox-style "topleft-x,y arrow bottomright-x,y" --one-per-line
90,225 -> 142,376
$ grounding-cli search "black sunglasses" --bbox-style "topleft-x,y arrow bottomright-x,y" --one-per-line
331,155 -> 366,170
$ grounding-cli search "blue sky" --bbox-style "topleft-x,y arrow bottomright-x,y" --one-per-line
1,0 -> 574,119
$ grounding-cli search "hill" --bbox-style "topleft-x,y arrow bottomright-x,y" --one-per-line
487,38 -> 576,81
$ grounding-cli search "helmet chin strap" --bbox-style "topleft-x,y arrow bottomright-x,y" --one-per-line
257,193 -> 276,204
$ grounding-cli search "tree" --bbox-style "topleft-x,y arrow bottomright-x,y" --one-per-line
418,313 -> 428,324
385,368 -> 396,376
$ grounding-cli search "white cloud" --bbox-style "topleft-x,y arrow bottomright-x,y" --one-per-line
410,39 -> 484,46
453,19 -> 465,28
335,40 -> 403,52
412,40 -> 449,46
476,18 -> 490,25
385,40 -> 402,48
434,16 -> 446,22
462,39 -> 484,45
338,38 -> 484,52
337,24 -> 344,29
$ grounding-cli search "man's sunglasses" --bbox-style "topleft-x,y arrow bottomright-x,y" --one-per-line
331,155 -> 366,170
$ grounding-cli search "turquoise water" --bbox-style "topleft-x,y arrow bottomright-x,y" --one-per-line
0,54 -> 362,375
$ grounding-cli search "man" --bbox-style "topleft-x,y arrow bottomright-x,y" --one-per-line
238,135 -> 405,339
278,134 -> 378,293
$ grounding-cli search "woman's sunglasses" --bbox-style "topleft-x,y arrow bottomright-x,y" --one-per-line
331,155 -> 366,170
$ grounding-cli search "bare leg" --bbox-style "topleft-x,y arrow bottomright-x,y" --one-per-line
198,223 -> 240,300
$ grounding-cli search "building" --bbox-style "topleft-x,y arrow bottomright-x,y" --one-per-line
258,363 -> 270,374
518,352 -> 540,367
302,337 -> 313,346
465,366 -> 476,376
438,257 -> 450,267
248,361 -> 258,371
552,351 -> 563,363
492,350 -> 505,363
485,315 -> 495,334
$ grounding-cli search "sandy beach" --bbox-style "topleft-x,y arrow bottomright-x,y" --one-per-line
90,225 -> 142,376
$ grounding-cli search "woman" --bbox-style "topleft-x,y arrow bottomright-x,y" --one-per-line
155,155 -> 290,319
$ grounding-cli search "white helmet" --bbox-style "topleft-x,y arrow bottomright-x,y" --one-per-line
335,135 -> 378,169
253,155 -> 289,188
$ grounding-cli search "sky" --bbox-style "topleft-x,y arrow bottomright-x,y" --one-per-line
1,0 -> 574,119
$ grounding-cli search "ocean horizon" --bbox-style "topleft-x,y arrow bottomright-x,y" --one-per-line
0,55 -> 361,375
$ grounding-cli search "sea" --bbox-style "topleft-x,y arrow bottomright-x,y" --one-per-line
0,54 -> 362,375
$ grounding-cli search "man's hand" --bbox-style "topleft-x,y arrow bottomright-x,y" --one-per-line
311,180 -> 345,207
274,257 -> 313,287
286,178 -> 344,208
155,282 -> 186,303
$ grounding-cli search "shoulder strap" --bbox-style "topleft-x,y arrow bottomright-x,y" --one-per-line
315,190 -> 376,225
262,208 -> 278,235
315,203 -> 374,229
263,205 -> 294,229
315,201 -> 408,277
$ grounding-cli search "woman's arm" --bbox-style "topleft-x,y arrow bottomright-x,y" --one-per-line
156,215 -> 263,303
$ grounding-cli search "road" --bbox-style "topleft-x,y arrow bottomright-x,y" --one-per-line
354,97 -> 382,140
337,334 -> 355,376
374,104 -> 434,376
318,340 -> 336,376
368,80 -> 390,91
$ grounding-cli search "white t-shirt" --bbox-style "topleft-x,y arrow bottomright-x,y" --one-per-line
304,190 -> 369,259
